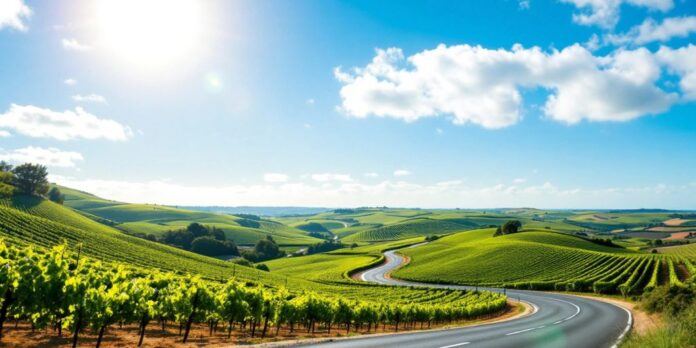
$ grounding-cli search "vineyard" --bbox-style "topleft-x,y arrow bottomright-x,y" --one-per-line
59,188 -> 322,246
657,243 -> 696,258
0,241 -> 507,346
395,229 -> 695,294
342,218 -> 471,242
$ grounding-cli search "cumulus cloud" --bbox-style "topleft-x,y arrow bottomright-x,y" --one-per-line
72,94 -> 107,104
62,38 -> 91,51
0,130 -> 10,137
311,173 -> 353,182
656,45 -> 696,100
607,16 -> 696,46
0,104 -> 133,141
263,173 -> 289,183
393,169 -> 411,177
364,172 -> 379,178
0,0 -> 31,31
64,78 -> 77,86
560,0 -> 673,29
336,44 -> 678,128
1,146 -> 83,167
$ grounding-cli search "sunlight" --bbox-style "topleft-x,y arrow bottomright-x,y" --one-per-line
95,0 -> 204,69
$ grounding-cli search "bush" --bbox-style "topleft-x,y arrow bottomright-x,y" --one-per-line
47,187 -> 65,204
493,220 -> 522,237
255,263 -> 270,272
190,236 -> 239,257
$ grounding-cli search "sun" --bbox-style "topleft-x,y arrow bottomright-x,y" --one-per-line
94,0 -> 205,69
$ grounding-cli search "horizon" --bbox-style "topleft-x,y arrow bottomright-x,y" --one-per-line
2,0 -> 696,209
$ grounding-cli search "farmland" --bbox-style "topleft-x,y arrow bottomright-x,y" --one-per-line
394,228 -> 694,294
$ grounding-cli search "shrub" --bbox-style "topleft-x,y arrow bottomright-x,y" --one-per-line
190,236 -> 239,257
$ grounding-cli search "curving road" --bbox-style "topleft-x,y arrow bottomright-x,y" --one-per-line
302,249 -> 632,348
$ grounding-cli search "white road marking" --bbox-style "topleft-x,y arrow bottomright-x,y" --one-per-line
505,327 -> 536,336
438,342 -> 470,348
610,303 -> 633,348
547,297 -> 581,324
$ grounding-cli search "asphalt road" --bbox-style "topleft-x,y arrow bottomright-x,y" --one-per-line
302,249 -> 632,348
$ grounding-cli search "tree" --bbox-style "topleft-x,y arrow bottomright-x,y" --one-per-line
0,161 -> 12,172
190,237 -> 239,257
48,187 -> 65,204
11,163 -> 49,196
502,220 -> 522,234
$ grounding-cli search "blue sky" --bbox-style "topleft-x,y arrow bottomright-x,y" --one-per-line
0,0 -> 695,208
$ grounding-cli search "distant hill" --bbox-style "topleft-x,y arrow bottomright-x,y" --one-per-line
181,206 -> 331,217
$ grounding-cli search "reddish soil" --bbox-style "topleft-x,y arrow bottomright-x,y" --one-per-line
0,306 -> 522,348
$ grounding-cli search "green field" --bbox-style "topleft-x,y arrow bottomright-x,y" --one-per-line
394,228 -> 692,294
0,193 -> 505,311
658,243 -> 696,258
61,186 -> 322,246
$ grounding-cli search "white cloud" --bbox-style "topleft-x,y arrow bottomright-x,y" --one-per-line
607,16 -> 696,46
72,94 -> 107,104
0,130 -> 10,137
435,128 -> 443,134
64,78 -> 77,86
560,0 -> 673,29
518,0 -> 530,10
513,178 -> 527,184
306,98 -> 315,105
48,176 -> 696,209
62,38 -> 91,51
656,45 -> 696,100
0,104 -> 133,141
393,169 -> 411,177
0,0 -> 31,31
364,172 -> 379,178
303,123 -> 312,129
1,146 -> 83,167
263,173 -> 289,183
311,173 -> 353,182
336,44 -> 678,128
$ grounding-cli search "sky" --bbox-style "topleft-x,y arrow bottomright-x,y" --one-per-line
0,0 -> 695,209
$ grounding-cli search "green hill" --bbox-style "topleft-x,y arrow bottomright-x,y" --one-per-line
60,186 -> 321,246
395,228 -> 691,294
342,218 -> 473,242
0,195 -> 503,312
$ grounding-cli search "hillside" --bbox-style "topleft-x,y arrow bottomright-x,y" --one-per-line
60,186 -> 321,246
394,228 -> 692,293
0,194 -> 497,310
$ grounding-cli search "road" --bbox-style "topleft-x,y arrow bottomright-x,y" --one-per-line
302,249 -> 632,348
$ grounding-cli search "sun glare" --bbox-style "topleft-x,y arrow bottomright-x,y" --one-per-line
95,0 -> 204,69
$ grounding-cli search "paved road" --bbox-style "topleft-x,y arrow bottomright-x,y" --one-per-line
302,249 -> 632,348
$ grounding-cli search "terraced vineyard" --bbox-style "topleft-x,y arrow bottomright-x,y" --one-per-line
395,228 -> 694,294
657,243 -> 696,258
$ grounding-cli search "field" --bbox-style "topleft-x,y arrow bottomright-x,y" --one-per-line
657,243 -> 696,258
0,193 -> 506,313
394,228 -> 693,294
61,186 -> 322,246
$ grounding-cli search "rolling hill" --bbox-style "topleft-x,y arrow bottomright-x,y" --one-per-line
60,186 -> 322,246
394,228 -> 692,293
